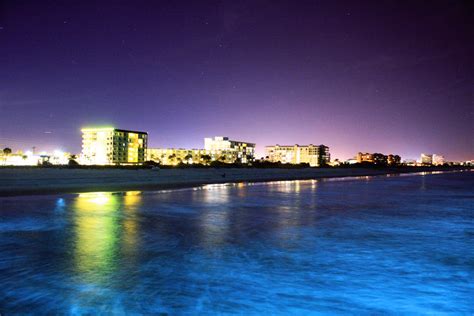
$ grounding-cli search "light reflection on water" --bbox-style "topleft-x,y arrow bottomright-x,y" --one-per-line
73,192 -> 120,282
0,171 -> 473,314
198,185 -> 231,248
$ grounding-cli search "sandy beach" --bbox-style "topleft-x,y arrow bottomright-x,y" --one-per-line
0,166 -> 469,197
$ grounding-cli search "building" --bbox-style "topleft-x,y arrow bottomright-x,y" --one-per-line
81,127 -> 148,165
420,153 -> 433,165
345,158 -> 359,165
357,152 -> 374,163
265,144 -> 330,167
328,159 -> 342,167
403,159 -> 417,166
357,152 -> 401,165
432,154 -> 445,166
148,136 -> 256,166
0,151 -> 35,166
387,154 -> 401,165
0,149 -> 72,166
372,153 -> 388,165
147,148 -> 208,165
204,136 -> 255,164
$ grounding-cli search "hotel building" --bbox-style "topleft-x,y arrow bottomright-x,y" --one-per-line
204,136 -> 255,164
265,144 -> 330,167
81,127 -> 148,165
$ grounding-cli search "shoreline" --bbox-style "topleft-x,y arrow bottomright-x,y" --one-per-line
0,166 -> 471,197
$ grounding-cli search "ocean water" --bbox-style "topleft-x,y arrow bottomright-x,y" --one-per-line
0,171 -> 473,315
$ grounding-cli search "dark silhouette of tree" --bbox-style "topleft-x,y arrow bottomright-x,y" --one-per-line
168,154 -> 176,165
143,160 -> 160,167
201,154 -> 211,165
3,148 -> 12,155
68,159 -> 79,167
184,154 -> 193,163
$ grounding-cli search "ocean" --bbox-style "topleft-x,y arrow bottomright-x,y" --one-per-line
0,171 -> 472,314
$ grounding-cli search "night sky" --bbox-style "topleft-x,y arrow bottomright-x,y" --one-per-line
0,0 -> 472,160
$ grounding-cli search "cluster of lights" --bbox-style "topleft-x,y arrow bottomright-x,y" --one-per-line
0,149 -> 70,166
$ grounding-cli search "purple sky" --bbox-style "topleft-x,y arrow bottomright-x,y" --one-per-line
0,1 -> 472,160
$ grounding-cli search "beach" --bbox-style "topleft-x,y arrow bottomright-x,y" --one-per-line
0,166 -> 470,196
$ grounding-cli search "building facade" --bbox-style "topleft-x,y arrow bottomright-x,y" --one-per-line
81,127 -> 148,165
204,136 -> 255,163
372,153 -> 388,165
420,153 -> 433,165
147,148 -> 209,165
265,144 -> 330,167
357,152 -> 401,165
387,154 -> 402,165
357,152 -> 374,163
432,154 -> 445,166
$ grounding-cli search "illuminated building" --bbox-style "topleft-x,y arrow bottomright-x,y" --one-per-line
265,144 -> 330,167
81,127 -> 147,165
357,152 -> 374,163
387,154 -> 401,165
147,148 -> 208,165
345,158 -> 358,164
420,153 -> 433,165
148,136 -> 255,166
432,154 -> 445,166
0,152 -> 31,166
0,149 -> 72,166
372,153 -> 388,165
204,136 -> 255,163
403,159 -> 417,166
328,159 -> 342,166
357,152 -> 401,165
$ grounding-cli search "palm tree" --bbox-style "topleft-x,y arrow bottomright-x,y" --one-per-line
3,148 -> 12,155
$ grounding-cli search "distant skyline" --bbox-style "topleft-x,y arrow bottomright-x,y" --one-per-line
0,1 -> 472,161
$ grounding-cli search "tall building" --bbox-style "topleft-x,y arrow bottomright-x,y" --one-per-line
81,127 -> 148,165
420,153 -> 433,165
204,136 -> 255,163
265,144 -> 330,167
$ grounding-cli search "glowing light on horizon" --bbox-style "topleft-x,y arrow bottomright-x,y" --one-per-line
80,126 -> 115,132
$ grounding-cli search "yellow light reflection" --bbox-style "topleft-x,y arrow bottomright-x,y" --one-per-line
124,191 -> 141,206
122,191 -> 142,254
73,192 -> 120,283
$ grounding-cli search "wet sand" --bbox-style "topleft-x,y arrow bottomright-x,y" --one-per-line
0,166 -> 470,196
